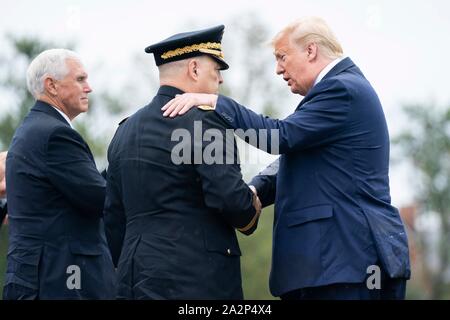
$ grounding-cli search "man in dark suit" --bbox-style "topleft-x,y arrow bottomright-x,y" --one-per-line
162,17 -> 411,299
104,25 -> 261,299
3,49 -> 115,299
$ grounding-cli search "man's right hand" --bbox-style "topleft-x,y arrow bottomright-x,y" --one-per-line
253,194 -> 262,216
250,185 -> 262,216
237,186 -> 262,235
0,151 -> 7,198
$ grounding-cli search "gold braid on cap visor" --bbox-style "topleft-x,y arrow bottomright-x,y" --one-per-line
161,42 -> 224,59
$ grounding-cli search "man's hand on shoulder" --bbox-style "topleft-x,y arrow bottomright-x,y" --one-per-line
162,93 -> 218,118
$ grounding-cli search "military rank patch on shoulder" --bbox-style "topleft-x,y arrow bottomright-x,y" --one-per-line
197,105 -> 215,111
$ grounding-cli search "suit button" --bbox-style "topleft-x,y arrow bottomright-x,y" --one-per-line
227,248 -> 231,255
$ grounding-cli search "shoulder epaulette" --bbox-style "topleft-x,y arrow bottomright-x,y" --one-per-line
197,105 -> 215,111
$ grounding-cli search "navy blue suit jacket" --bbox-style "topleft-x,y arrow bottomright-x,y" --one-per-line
4,101 -> 115,299
214,58 -> 411,296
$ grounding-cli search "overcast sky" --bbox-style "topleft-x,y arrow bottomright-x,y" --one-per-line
1,0 -> 449,207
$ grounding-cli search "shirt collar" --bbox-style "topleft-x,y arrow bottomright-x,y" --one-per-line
313,56 -> 345,87
51,106 -> 73,128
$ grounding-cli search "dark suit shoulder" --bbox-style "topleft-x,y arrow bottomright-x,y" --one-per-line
303,76 -> 353,109
20,109 -> 71,139
323,69 -> 379,109
47,123 -> 86,145
10,110 -> 72,154
189,107 -> 231,130
314,75 -> 351,93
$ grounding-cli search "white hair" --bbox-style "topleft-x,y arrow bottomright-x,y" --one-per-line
26,49 -> 81,98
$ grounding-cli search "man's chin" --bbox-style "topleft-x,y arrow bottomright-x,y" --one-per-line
290,87 -> 304,96
80,104 -> 89,113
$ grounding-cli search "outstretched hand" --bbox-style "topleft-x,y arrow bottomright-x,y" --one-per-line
161,93 -> 218,117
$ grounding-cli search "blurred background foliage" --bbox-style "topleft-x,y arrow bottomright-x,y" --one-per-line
394,104 -> 450,299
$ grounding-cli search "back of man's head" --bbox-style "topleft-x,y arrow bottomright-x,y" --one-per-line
272,17 -> 343,60
27,49 -> 81,99
158,55 -> 221,94
158,59 -> 190,81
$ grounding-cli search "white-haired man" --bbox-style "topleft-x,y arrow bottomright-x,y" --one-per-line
162,17 -> 411,300
3,49 -> 115,299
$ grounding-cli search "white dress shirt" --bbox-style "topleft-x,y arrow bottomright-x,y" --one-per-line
51,106 -> 73,128
313,56 -> 345,87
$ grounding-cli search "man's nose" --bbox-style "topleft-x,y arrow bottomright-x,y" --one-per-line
276,63 -> 284,75
84,82 -> 92,93
218,73 -> 224,84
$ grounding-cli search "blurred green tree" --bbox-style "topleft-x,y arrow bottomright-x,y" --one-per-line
395,103 -> 450,299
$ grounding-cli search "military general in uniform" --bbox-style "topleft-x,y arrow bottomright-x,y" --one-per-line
104,25 -> 261,299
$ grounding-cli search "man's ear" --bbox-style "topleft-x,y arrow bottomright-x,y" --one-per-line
187,59 -> 200,81
44,77 -> 58,96
306,42 -> 318,61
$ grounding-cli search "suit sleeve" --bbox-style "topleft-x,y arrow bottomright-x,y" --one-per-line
249,158 -> 279,208
215,78 -> 351,154
46,126 -> 106,217
194,112 -> 260,235
103,163 -> 126,267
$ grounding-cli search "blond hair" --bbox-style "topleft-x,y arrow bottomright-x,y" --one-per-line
272,17 -> 343,60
